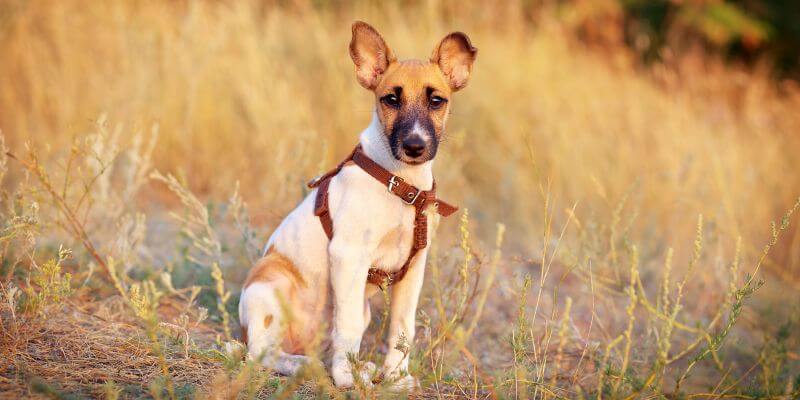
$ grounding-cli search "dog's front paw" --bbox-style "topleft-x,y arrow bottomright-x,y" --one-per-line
386,373 -> 419,392
331,363 -> 355,389
376,369 -> 419,392
331,360 -> 376,389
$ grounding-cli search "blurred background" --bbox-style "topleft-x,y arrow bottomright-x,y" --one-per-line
1,0 -> 800,397
2,0 -> 799,276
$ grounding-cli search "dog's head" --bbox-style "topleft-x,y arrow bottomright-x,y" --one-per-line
349,21 -> 477,164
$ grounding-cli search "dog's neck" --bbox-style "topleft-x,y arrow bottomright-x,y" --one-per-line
359,112 -> 434,190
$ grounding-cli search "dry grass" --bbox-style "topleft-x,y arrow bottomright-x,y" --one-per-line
1,0 -> 800,398
0,297 -> 223,399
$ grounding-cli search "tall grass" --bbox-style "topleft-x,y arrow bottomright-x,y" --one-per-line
1,0 -> 799,398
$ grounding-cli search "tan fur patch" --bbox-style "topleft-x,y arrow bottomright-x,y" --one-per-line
241,324 -> 248,345
243,247 -> 307,289
241,249 -> 329,355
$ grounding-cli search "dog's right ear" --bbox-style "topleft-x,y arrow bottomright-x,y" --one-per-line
349,21 -> 395,90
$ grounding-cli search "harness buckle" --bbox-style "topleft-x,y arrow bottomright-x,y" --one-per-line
387,176 -> 401,193
402,188 -> 422,205
388,176 -> 422,205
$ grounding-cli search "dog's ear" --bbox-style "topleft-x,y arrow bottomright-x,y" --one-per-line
349,21 -> 395,91
430,32 -> 477,91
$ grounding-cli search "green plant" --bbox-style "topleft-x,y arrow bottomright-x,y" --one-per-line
20,246 -> 72,315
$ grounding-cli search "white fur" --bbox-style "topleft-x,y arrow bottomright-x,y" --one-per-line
410,121 -> 433,145
239,111 -> 439,389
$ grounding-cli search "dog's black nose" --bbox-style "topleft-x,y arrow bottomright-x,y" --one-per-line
402,137 -> 426,158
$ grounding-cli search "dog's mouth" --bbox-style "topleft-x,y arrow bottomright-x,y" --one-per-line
397,156 -> 429,165
400,157 -> 428,165
388,136 -> 438,165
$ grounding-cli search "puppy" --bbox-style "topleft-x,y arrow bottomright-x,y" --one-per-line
239,21 -> 476,389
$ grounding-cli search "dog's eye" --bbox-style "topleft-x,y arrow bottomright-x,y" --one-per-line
381,94 -> 401,108
429,95 -> 447,109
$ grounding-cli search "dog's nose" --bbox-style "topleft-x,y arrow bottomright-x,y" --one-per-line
402,137 -> 426,158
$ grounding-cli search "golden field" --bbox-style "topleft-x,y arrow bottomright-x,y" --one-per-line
1,0 -> 799,398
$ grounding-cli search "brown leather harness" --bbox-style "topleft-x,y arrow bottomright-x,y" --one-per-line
307,145 -> 458,287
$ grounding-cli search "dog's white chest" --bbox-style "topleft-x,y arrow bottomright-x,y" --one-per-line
371,205 -> 440,271
371,211 -> 415,270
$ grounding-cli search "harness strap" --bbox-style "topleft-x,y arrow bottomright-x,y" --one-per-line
307,145 -> 458,287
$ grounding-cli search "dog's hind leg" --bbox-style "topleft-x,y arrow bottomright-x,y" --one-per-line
239,280 -> 320,375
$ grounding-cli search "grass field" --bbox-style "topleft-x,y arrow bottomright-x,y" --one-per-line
1,1 -> 800,398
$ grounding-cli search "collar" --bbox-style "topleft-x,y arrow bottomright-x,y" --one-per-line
308,145 -> 458,217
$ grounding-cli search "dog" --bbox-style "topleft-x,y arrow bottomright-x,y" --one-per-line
238,21 -> 476,390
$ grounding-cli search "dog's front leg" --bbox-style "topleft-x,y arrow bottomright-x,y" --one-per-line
380,248 -> 427,390
329,238 -> 372,388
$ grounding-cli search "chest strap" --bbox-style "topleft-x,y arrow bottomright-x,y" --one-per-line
307,145 -> 458,287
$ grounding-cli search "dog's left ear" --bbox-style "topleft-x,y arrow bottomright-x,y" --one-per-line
431,32 -> 477,91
